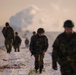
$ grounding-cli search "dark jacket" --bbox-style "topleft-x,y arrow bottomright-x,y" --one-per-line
52,32 -> 76,66
13,36 -> 21,46
2,26 -> 14,40
30,34 -> 48,54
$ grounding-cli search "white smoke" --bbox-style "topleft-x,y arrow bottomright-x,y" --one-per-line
10,5 -> 41,31
9,3 -> 76,32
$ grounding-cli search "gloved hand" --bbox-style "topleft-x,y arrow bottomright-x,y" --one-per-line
52,62 -> 57,70
30,50 -> 35,56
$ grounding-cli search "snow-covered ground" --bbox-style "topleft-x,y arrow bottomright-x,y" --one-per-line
0,30 -> 61,75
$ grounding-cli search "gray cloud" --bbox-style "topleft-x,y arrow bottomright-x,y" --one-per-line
9,0 -> 76,32
10,5 -> 40,30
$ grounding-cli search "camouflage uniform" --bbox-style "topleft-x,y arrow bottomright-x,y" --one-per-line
13,35 -> 21,52
52,32 -> 76,75
2,26 -> 14,53
30,34 -> 48,73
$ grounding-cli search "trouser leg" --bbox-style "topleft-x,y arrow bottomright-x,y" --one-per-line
39,53 -> 44,73
5,40 -> 12,53
18,45 -> 20,52
34,54 -> 39,71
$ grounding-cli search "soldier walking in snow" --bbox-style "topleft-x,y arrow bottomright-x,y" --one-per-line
30,31 -> 36,43
2,22 -> 14,53
52,20 -> 76,75
13,32 -> 22,52
29,28 -> 48,74
25,38 -> 29,48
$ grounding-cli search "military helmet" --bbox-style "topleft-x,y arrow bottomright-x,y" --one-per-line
5,22 -> 9,27
37,28 -> 45,34
63,20 -> 74,28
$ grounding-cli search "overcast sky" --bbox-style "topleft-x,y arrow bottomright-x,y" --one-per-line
0,0 -> 76,31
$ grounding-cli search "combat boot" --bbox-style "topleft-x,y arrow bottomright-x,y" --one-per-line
39,68 -> 42,74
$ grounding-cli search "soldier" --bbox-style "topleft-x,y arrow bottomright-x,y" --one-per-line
2,22 -> 14,53
13,32 -> 22,52
29,28 -> 48,73
31,31 -> 36,41
52,20 -> 76,75
25,37 -> 29,48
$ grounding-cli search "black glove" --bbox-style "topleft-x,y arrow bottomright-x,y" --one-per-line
52,62 -> 57,70
31,51 -> 35,55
